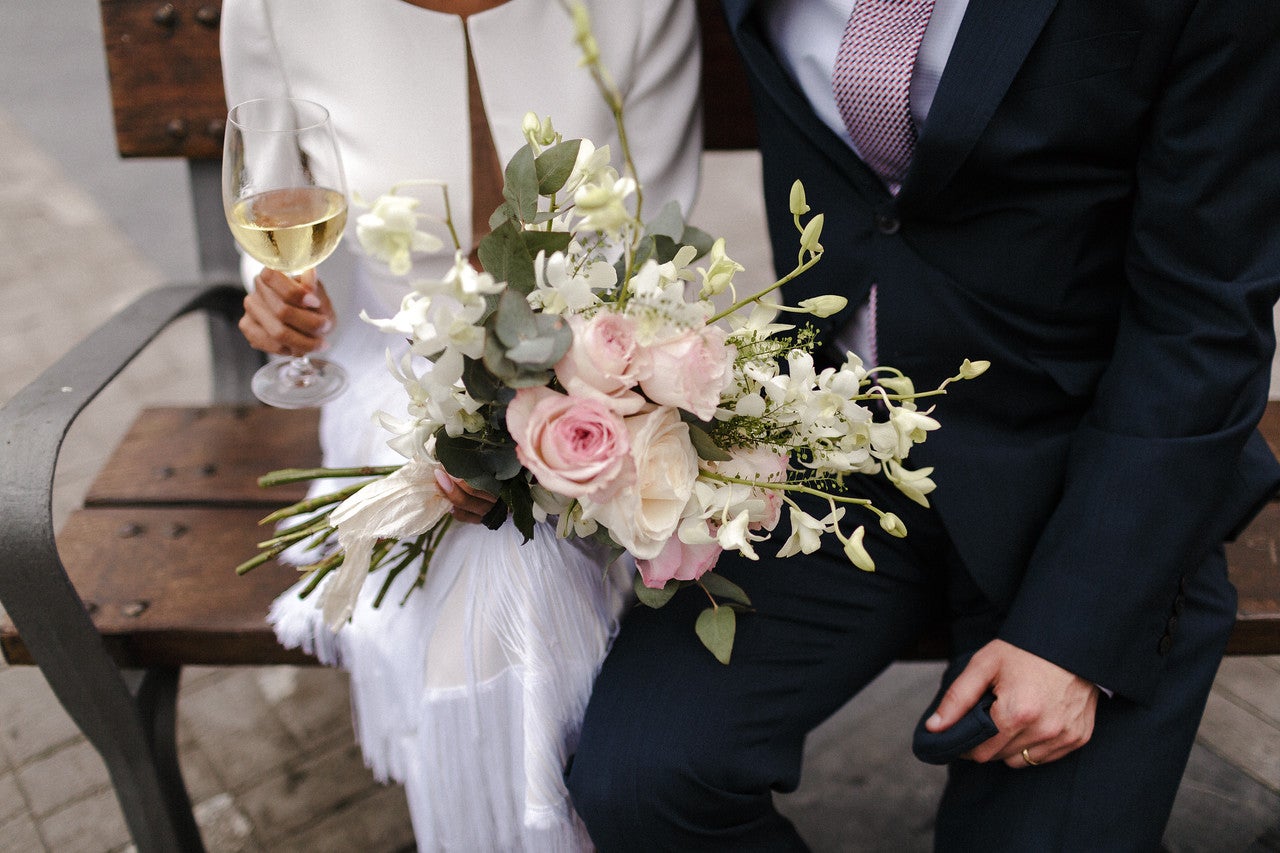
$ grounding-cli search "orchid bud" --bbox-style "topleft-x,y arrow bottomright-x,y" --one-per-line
797,295 -> 847,318
800,213 -> 825,253
842,525 -> 876,572
959,359 -> 991,379
879,512 -> 908,538
789,180 -> 811,216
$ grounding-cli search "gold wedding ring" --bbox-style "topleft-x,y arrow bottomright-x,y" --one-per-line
1021,748 -> 1042,767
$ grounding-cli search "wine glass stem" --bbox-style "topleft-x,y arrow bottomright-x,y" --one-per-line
284,355 -> 320,388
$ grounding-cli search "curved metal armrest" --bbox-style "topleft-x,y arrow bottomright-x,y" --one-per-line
0,281 -> 250,761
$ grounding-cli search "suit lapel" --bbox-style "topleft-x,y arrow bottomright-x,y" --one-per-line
900,0 -> 1059,203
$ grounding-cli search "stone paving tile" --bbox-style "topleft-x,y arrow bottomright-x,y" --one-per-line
1214,655 -> 1280,727
177,669 -> 306,790
37,788 -> 131,853
193,792 -> 263,853
265,783 -> 416,853
0,811 -> 45,852
1196,689 -> 1280,792
0,667 -> 85,767
252,666 -> 355,747
179,740 -> 232,810
236,737 -> 400,846
0,770 -> 29,825
1165,742 -> 1280,852
14,738 -> 112,818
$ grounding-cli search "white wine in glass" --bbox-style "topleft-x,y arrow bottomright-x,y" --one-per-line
224,98 -> 349,408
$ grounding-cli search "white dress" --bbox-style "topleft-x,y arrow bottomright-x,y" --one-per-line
220,1 -> 702,849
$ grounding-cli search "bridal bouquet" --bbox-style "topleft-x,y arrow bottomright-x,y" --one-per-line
239,6 -> 986,663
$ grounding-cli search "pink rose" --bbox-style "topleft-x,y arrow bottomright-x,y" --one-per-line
555,312 -> 648,414
582,406 -> 699,559
506,386 -> 633,499
638,325 -> 735,421
636,535 -> 723,589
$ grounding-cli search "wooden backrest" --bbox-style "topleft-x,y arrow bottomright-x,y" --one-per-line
98,0 -> 758,160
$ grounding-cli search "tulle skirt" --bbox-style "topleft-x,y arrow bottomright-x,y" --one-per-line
271,519 -> 630,851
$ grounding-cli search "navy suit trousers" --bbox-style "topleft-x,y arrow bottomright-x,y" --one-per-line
566,473 -> 1235,851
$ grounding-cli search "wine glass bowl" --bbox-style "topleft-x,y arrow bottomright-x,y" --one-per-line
224,98 -> 350,408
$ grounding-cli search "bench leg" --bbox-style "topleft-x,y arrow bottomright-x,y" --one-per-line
114,667 -> 204,853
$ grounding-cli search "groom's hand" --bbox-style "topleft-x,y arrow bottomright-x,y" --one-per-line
925,639 -> 1098,769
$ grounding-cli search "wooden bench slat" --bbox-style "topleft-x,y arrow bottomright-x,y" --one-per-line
85,406 -> 318,507
2,505 -> 314,668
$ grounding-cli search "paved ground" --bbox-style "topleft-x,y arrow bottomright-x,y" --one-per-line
0,2 -> 1277,851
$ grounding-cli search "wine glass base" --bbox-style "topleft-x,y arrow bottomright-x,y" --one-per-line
252,357 -> 348,409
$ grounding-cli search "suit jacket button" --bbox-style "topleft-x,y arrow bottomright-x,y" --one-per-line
1173,593 -> 1186,615
875,212 -> 901,234
1158,635 -> 1174,655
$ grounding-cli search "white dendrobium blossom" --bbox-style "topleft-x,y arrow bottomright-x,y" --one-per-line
562,139 -> 613,197
885,459 -> 937,507
573,173 -> 636,235
698,238 -> 745,299
776,505 -> 845,558
715,510 -> 766,560
529,250 -> 614,314
356,194 -> 443,276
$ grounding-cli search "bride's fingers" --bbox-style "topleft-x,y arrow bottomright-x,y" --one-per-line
433,470 -> 500,523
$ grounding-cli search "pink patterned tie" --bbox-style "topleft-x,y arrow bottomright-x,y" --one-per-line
833,0 -> 937,195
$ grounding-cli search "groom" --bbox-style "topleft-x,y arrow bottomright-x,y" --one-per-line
567,0 -> 1280,849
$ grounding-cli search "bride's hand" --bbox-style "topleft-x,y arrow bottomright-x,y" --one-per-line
434,469 -> 500,524
239,268 -> 336,356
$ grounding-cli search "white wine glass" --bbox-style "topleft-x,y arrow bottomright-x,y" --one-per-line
223,97 -> 349,408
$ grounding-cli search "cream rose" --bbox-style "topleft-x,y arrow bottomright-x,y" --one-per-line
582,406 -> 699,560
506,386 -> 633,499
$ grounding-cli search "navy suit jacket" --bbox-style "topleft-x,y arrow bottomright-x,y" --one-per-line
721,0 -> 1280,702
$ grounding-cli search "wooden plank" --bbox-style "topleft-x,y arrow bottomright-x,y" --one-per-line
85,406 -> 319,507
100,0 -> 227,159
1225,500 -> 1280,655
2,506 -> 317,668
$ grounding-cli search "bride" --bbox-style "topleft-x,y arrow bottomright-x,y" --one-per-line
220,1 -> 702,848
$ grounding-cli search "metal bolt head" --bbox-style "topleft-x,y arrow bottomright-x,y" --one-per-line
153,4 -> 177,27
122,600 -> 150,618
195,5 -> 221,26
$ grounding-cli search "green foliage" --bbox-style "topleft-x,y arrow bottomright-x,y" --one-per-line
695,605 -> 736,665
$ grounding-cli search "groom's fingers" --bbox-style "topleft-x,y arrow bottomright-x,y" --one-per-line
926,650 -> 998,733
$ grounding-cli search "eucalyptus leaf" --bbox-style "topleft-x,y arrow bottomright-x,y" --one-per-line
681,222 -> 715,259
687,422 -> 733,461
695,606 -> 736,665
478,219 -> 536,294
502,144 -> 539,221
522,229 -> 573,259
698,572 -> 752,607
632,573 -> 683,609
645,200 -> 686,241
494,288 -> 538,347
461,356 -> 502,404
506,337 -> 560,365
535,139 -> 583,195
